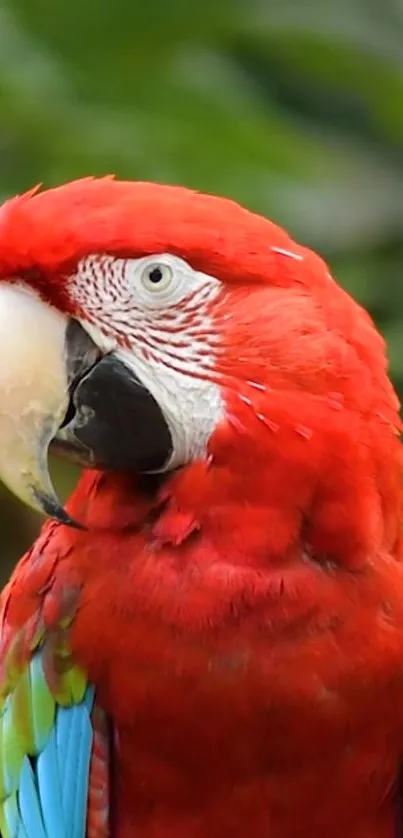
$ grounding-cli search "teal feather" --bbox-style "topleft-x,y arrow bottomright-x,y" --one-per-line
18,758 -> 47,838
68,704 -> 93,838
37,726 -> 68,838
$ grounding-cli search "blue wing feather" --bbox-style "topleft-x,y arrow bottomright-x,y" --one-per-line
0,650 -> 96,838
18,758 -> 48,838
28,690 -> 94,838
36,726 -> 67,838
69,704 -> 94,838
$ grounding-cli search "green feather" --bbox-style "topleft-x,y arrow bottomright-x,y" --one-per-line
0,789 -> 18,838
29,655 -> 55,753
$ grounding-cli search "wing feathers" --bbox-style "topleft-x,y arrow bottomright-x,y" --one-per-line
0,649 -> 97,838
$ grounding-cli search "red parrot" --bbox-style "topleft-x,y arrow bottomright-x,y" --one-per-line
0,177 -> 402,838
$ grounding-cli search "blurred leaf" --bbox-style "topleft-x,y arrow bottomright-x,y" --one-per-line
0,0 -> 403,572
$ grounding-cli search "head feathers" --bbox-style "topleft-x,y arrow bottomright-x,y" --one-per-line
0,176 -> 398,425
0,176 -> 319,286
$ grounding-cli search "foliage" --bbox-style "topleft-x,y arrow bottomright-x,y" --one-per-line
1,0 -> 403,577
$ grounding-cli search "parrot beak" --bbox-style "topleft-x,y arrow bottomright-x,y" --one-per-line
0,283 -> 78,524
0,283 -> 173,525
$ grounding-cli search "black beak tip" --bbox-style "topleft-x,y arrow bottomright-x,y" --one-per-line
30,486 -> 86,530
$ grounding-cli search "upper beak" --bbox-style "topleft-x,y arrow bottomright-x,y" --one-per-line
0,283 -> 173,525
0,283 -> 75,523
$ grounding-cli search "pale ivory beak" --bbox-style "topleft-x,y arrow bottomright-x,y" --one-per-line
0,283 -> 73,521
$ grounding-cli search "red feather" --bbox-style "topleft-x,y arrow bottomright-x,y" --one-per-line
1,179 -> 403,836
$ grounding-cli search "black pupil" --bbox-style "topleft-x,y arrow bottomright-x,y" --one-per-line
148,267 -> 163,284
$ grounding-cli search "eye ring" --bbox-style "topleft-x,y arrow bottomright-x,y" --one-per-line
140,262 -> 173,293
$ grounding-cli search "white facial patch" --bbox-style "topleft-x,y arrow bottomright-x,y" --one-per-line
69,253 -> 224,469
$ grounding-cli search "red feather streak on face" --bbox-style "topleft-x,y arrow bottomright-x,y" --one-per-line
2,178 -> 403,837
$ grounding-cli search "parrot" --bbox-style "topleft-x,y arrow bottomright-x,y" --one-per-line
0,176 -> 402,838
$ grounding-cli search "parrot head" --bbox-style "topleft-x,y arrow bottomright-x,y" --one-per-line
0,177 -> 400,565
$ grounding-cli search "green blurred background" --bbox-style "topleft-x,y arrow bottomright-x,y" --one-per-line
1,0 -> 403,580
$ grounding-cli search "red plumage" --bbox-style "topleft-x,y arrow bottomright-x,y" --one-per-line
1,178 -> 403,837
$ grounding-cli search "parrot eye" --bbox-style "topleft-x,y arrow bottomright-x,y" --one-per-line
140,262 -> 174,295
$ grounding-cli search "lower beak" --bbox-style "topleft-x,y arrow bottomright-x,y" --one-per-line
0,284 -> 172,524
